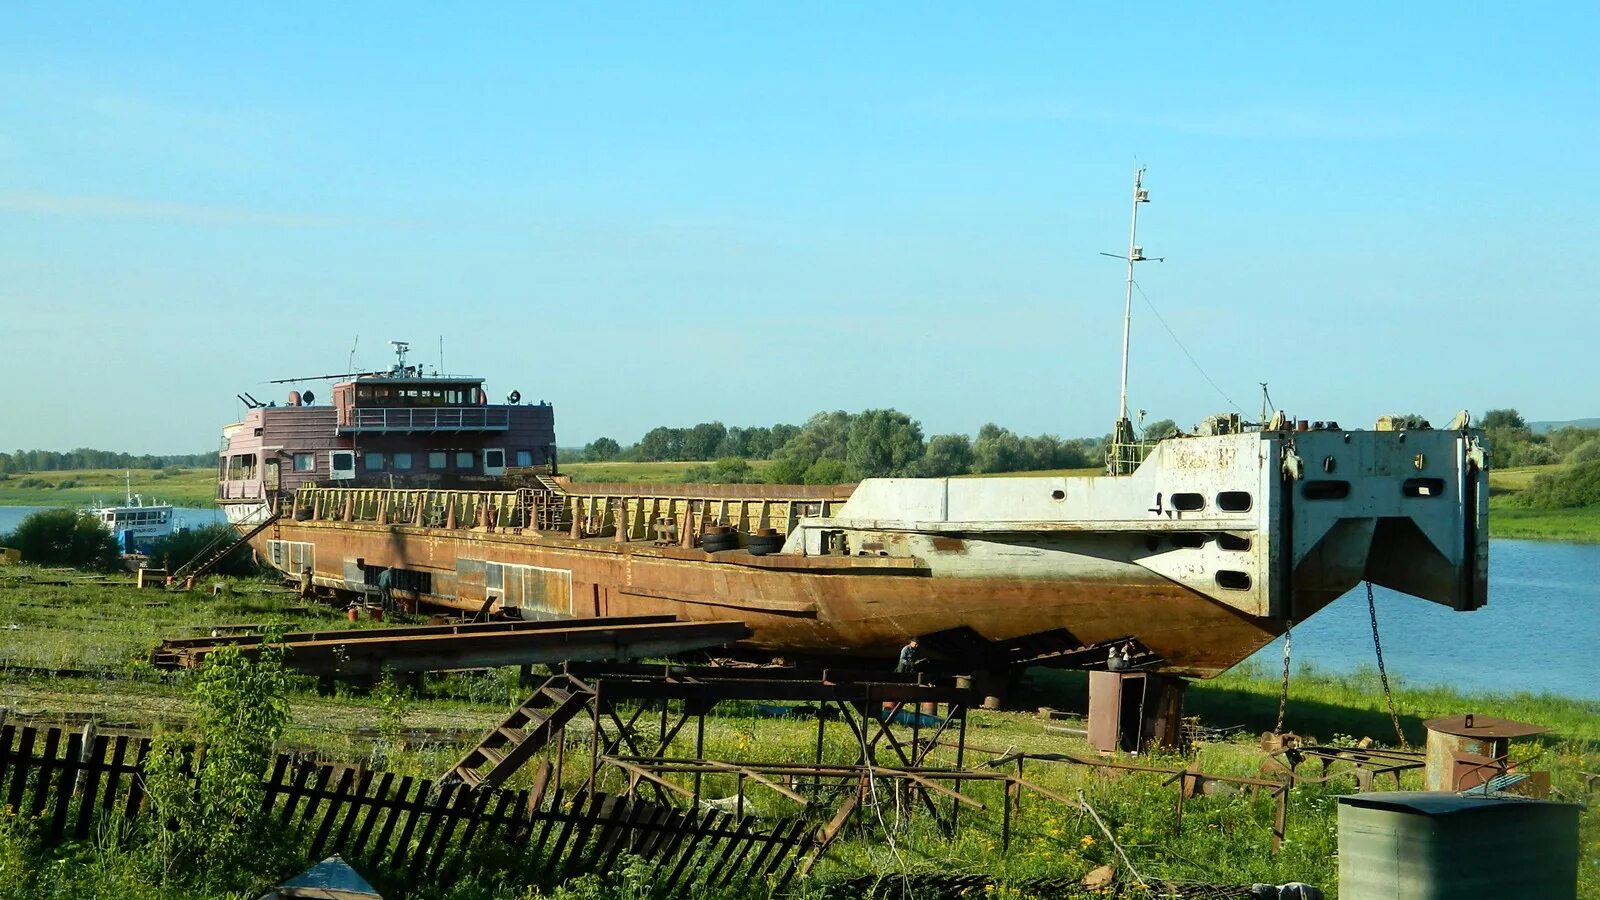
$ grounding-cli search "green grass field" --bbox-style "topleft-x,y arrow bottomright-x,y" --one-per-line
0,565 -> 1594,897
0,467 -> 216,508
1487,464 -> 1600,542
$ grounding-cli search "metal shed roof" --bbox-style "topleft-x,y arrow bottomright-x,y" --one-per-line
1337,791 -> 1578,817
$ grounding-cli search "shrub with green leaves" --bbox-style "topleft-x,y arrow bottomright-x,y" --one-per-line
143,642 -> 295,891
0,508 -> 120,570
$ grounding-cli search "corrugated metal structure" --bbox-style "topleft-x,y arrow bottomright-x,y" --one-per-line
1337,792 -> 1580,900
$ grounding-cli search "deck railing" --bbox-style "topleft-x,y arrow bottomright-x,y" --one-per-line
337,406 -> 511,433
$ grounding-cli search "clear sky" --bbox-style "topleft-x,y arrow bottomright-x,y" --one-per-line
3,4 -> 1596,454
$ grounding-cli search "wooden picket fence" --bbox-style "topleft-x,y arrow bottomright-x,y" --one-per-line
0,722 -> 152,842
0,723 -> 811,894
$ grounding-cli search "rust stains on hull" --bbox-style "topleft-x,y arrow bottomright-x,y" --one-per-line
255,521 -> 1281,678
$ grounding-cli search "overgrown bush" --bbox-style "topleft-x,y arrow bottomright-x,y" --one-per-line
144,642 -> 296,892
0,508 -> 120,570
146,523 -> 258,577
14,477 -> 50,489
1516,460 -> 1600,508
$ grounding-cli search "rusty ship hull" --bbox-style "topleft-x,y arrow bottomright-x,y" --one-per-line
246,516 -> 1282,676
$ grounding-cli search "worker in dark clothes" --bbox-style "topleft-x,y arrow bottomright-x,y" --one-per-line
376,567 -> 394,610
895,637 -> 922,674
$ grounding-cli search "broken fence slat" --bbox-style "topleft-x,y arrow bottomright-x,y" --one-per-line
73,734 -> 110,839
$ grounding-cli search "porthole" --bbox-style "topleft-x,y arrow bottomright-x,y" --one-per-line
1171,492 -> 1205,512
1216,491 -> 1252,512
1302,480 -> 1350,501
1216,570 -> 1252,591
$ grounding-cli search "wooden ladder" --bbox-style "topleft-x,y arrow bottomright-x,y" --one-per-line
447,673 -> 593,788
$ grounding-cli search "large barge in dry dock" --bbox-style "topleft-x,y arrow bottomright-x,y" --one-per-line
214,343 -> 1488,679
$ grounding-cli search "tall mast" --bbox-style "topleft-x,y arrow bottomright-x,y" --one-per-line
1117,166 -> 1150,424
1102,167 -> 1156,475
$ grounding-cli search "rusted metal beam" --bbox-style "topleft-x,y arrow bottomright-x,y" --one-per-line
156,618 -> 750,677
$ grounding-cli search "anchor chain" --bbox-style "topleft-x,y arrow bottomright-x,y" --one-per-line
1367,581 -> 1409,748
1274,618 -> 1293,734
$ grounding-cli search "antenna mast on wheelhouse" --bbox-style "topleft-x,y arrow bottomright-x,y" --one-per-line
1102,166 -> 1160,475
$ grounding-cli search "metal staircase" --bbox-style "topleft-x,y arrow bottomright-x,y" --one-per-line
170,508 -> 282,582
447,672 -> 595,788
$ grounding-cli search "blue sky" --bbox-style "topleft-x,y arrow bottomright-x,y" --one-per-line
3,4 -> 1596,453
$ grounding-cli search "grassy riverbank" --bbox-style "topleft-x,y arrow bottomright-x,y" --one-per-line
1488,464 -> 1600,542
0,566 -> 1595,897
0,467 -> 216,508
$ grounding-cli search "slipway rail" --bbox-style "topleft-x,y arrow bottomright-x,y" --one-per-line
150,615 -> 750,676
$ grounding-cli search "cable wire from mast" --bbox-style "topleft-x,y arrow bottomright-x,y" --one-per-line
1131,280 -> 1244,415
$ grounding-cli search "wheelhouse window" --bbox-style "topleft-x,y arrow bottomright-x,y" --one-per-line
392,452 -> 413,470
484,449 -> 505,475
429,452 -> 447,470
455,451 -> 474,470
293,452 -> 315,472
515,450 -> 533,467
226,454 -> 257,480
365,452 -> 385,471
329,451 -> 356,481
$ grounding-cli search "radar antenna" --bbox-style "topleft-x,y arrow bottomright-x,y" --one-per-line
390,340 -> 411,374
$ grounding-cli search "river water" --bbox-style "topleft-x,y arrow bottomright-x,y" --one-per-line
1242,539 -> 1600,701
0,505 -> 227,535
3,505 -> 1596,698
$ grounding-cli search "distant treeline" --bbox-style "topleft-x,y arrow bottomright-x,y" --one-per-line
1479,408 -> 1600,508
572,410 -> 1179,484
0,449 -> 216,474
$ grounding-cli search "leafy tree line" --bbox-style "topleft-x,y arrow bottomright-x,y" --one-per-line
0,448 -> 215,474
578,409 -> 1123,484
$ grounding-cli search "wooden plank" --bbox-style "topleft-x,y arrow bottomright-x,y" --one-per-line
8,727 -> 38,812
330,768 -> 376,858
309,767 -> 356,857
591,798 -> 649,875
557,792 -> 612,880
528,787 -> 564,873
121,737 -> 151,824
769,819 -> 812,891
298,764 -> 337,828
278,760 -> 315,825
74,735 -> 110,839
644,808 -> 695,882
47,733 -> 82,840
437,786 -> 495,879
661,809 -> 722,894
372,774 -> 414,863
0,726 -> 15,798
387,777 -> 433,870
351,771 -> 396,862
742,817 -> 794,880
408,782 -> 461,879
466,788 -> 513,849
29,727 -> 61,818
537,789 -> 587,879
100,735 -> 128,825
704,815 -> 757,886
261,754 -> 291,812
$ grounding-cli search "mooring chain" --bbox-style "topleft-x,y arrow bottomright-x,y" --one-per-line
1367,581 -> 1409,749
1274,618 -> 1293,735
